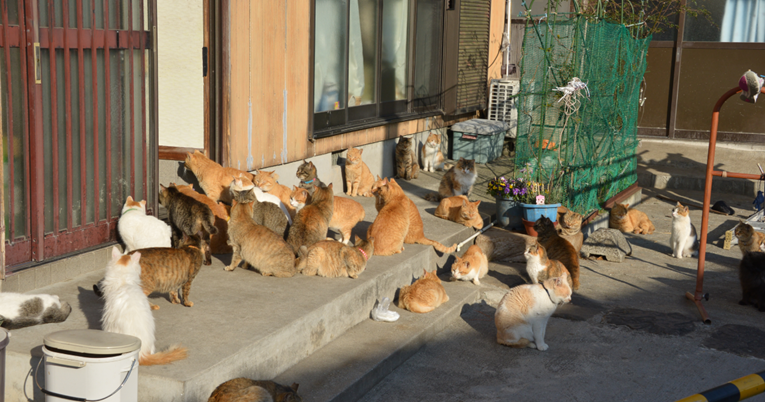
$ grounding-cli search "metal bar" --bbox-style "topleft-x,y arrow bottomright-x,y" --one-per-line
676,370 -> 765,402
48,0 -> 59,233
26,0 -> 45,260
63,0 -> 73,231
37,28 -> 149,49
77,0 -> 86,226
128,0 -> 135,198
139,0 -> 146,202
91,0 -> 99,223
114,0 -> 123,204
150,0 -> 158,213
2,0 -> 17,240
103,0 -> 111,220
17,0 -> 32,251
711,171 -> 765,180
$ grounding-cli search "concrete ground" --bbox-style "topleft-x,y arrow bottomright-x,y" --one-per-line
360,186 -> 765,402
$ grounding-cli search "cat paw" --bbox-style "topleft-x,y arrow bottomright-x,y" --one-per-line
224,265 -> 235,271
150,304 -> 160,311
536,342 -> 548,351
472,278 -> 481,286
183,301 -> 194,307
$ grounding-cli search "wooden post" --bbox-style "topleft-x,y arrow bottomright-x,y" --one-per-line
1,76 -> 5,289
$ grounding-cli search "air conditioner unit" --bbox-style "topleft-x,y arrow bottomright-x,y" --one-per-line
487,79 -> 520,139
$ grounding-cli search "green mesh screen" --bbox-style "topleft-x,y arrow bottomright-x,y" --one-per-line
514,17 -> 650,214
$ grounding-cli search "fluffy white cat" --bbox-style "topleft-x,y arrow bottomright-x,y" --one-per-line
118,196 -> 172,252
670,202 -> 699,259
0,293 -> 72,330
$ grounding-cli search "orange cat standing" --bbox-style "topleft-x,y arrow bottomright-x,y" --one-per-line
184,150 -> 254,203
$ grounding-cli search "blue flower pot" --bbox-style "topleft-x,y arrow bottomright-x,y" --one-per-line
521,203 -> 561,223
495,197 -> 523,230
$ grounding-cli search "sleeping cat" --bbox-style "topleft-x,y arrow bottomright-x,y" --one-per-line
296,160 -> 324,195
367,178 -> 457,255
230,176 -> 289,238
738,251 -> 765,311
609,203 -> 655,234
524,242 -> 573,289
286,184 -> 335,252
0,293 -> 71,330
398,269 -> 449,313
208,378 -> 302,402
227,198 -> 297,277
118,196 -> 172,252
670,202 -> 699,259
172,183 -> 232,255
420,132 -> 446,172
735,221 -> 765,254
101,247 -> 188,366
184,150 -> 254,203
253,170 -> 296,219
297,235 -> 374,278
395,136 -> 419,180
557,210 -> 583,252
424,158 -> 477,202
159,184 -> 217,265
434,195 -> 483,230
450,245 -> 489,285
494,273 -> 572,351
289,186 -> 365,244
344,147 -> 375,197
534,216 -> 580,290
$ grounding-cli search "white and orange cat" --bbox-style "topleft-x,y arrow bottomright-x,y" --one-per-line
421,132 -> 446,172
670,202 -> 699,259
290,186 -> 365,245
450,245 -> 489,285
253,170 -> 296,219
118,196 -> 172,252
524,242 -> 573,289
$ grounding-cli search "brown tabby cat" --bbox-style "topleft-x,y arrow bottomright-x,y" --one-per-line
450,245 -> 489,285
395,136 -> 419,180
296,160 -> 324,195
398,269 -> 449,313
344,147 -> 375,197
159,184 -> 217,265
226,199 -> 297,277
297,235 -> 374,278
609,203 -> 655,235
253,170 -> 296,219
434,195 -> 483,230
172,183 -> 232,255
523,242 -> 573,289
533,216 -> 580,290
735,221 -> 765,254
128,238 -> 205,310
557,210 -> 584,252
367,178 -> 457,255
286,184 -> 335,252
208,378 -> 302,402
230,176 -> 289,238
184,150 -> 254,204
289,186 -> 364,244
424,158 -> 477,202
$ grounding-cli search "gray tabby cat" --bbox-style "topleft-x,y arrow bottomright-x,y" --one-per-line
230,176 -> 289,238
296,160 -> 324,195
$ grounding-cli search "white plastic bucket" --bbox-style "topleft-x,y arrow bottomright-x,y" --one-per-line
0,328 -> 8,398
37,329 -> 141,402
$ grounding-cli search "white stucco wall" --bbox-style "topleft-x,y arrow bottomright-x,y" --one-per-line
157,0 -> 204,148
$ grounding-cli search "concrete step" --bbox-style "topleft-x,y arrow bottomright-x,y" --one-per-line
274,279 -> 480,402
637,166 -> 759,197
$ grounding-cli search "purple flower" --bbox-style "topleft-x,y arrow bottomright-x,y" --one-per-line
520,188 -> 527,195
513,188 -> 520,195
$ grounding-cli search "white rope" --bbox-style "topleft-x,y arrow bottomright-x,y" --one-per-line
553,77 -> 590,116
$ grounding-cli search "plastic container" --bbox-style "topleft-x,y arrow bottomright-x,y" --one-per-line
38,329 -> 141,402
522,203 -> 562,223
450,119 -> 508,164
0,328 -> 8,398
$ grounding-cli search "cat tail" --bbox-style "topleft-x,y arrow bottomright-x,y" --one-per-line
442,162 -> 454,171
415,237 -> 457,254
139,345 -> 188,366
423,192 -> 443,202
203,216 -> 218,236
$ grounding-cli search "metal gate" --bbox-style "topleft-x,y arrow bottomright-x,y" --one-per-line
1,0 -> 156,270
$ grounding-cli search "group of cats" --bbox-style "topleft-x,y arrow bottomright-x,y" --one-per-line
734,216 -> 765,312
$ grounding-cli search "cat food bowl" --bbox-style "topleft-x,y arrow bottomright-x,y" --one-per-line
522,218 -> 557,237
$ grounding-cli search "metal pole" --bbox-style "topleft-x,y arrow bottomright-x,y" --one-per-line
1,74 -> 5,287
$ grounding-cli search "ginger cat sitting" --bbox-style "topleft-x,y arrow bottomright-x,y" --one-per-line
450,245 -> 489,285
398,269 -> 449,313
421,132 -> 446,172
434,195 -> 483,230
609,203 -> 655,235
557,210 -> 584,252
172,183 -> 232,255
253,170 -> 296,219
297,235 -> 374,279
345,147 -> 375,197
367,178 -> 457,256
289,186 -> 365,245
184,150 -> 254,204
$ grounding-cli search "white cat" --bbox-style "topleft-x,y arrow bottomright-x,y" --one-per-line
0,293 -> 71,330
118,196 -> 172,252
421,132 -> 445,172
670,202 -> 699,259
494,274 -> 572,351
101,246 -> 187,366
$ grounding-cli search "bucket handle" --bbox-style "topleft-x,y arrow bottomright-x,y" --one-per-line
32,356 -> 138,402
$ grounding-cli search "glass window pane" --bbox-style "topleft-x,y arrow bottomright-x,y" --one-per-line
349,0 -> 378,107
381,0 -> 408,102
2,48 -> 27,239
684,0 -> 764,42
42,50 -> 54,233
315,0 -> 348,112
413,0 -> 442,106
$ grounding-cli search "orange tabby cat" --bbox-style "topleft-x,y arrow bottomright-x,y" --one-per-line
208,378 -> 302,402
557,210 -> 584,252
735,221 -> 765,254
533,217 -> 580,290
609,203 -> 655,234
172,183 -> 232,255
344,147 -> 375,197
286,184 -> 335,252
184,150 -> 254,203
367,178 -> 457,255
289,186 -> 365,245
450,245 -> 489,285
398,269 -> 449,313
297,235 -> 374,278
523,242 -> 573,289
371,175 -> 386,212
253,170 -> 296,219
434,195 -> 483,230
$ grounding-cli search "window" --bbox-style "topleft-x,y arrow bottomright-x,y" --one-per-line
684,0 -> 764,42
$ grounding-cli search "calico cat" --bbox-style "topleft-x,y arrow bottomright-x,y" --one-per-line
609,203 -> 655,235
434,195 -> 483,230
395,136 -> 419,180
738,251 -> 765,311
173,183 -> 232,255
344,147 -> 375,197
230,176 -> 289,238
424,158 -> 477,202
670,202 -> 699,259
534,216 -> 580,290
184,150 -> 255,204
557,210 -> 583,252
253,170 -> 296,219
450,245 -> 489,285
159,184 -> 217,265
735,221 -> 765,254
297,235 -> 374,278
289,186 -> 365,244
101,247 -> 188,366
398,269 -> 449,313
286,184 -> 335,252
420,132 -> 446,172
367,178 -> 457,255
296,160 -> 324,195
0,293 -> 71,330
524,242 -> 573,289
494,273 -> 572,351
118,196 -> 172,252
227,198 -> 297,277
208,378 -> 302,402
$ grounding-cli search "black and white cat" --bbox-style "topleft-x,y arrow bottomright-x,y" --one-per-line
0,293 -> 72,330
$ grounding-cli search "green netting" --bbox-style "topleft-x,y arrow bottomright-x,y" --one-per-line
514,16 -> 650,214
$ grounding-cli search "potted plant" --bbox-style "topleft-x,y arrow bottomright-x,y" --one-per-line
512,163 -> 564,235
487,176 -> 527,231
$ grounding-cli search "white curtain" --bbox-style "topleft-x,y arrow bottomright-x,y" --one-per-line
721,0 -> 765,42
382,0 -> 408,100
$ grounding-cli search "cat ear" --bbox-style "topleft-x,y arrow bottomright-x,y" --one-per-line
359,148 -> 364,155
140,200 -> 146,207
327,183 -> 334,190
130,252 -> 141,264
354,235 -> 362,245
126,195 -> 133,203
112,246 -> 122,260
309,161 -> 315,167
291,383 -> 300,392
474,200 -> 481,207
160,184 -> 167,191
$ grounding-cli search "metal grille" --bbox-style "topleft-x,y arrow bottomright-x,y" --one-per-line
487,79 -> 519,138
455,0 -> 490,113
